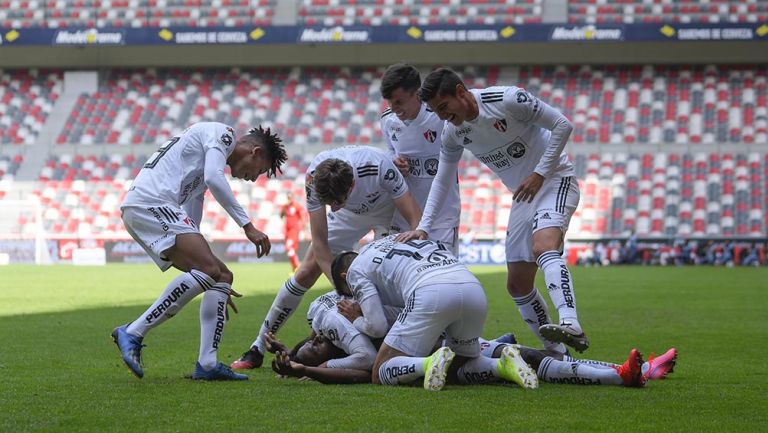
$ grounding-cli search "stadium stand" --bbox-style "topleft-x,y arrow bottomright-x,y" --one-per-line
297,0 -> 543,26
568,0 -> 768,24
0,69 -> 62,145
56,65 -> 767,146
0,0 -> 277,28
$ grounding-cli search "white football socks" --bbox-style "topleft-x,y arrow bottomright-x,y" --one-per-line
253,276 -> 308,352
479,338 -> 508,358
126,269 -> 213,337
537,357 -> 622,386
456,356 -> 501,384
537,251 -> 581,329
198,282 -> 230,370
377,356 -> 426,386
513,288 -> 567,353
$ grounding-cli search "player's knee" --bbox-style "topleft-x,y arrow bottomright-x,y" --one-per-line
197,262 -> 222,282
532,243 -> 552,259
506,279 -> 531,297
218,264 -> 233,284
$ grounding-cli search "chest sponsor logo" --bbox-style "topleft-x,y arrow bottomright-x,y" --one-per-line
423,129 -> 437,143
424,158 -> 439,176
476,137 -> 528,171
494,118 -> 507,133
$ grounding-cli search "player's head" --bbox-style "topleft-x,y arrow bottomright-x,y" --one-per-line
229,125 -> 287,182
331,251 -> 359,296
419,67 -> 475,126
380,63 -> 422,122
313,158 -> 355,212
291,334 -> 346,367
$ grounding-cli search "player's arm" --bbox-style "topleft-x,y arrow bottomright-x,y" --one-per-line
182,193 -> 204,228
505,88 -> 574,202
380,157 -> 421,229
204,144 -> 271,256
381,117 -> 409,176
272,352 -> 371,384
309,208 -> 334,282
347,276 -> 389,338
326,334 -> 378,371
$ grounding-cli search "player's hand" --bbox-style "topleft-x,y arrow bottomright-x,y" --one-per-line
244,222 -> 271,257
394,229 -> 427,243
225,288 -> 242,321
337,299 -> 363,322
263,332 -> 289,354
513,172 -> 545,203
271,351 -> 305,377
393,156 -> 410,176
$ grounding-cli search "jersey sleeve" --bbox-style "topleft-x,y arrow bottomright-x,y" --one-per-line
439,127 -> 464,163
503,88 -> 574,177
378,156 -> 408,199
201,122 -> 236,157
326,333 -> 377,370
380,115 -> 397,156
347,266 -> 389,338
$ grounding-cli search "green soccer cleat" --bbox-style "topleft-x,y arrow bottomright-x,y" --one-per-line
423,347 -> 455,392
497,345 -> 539,389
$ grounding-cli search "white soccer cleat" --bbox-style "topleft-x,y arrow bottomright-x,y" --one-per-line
497,345 -> 539,389
423,347 -> 455,392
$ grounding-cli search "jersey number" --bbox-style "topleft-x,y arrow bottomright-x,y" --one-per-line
144,136 -> 180,169
384,240 -> 442,261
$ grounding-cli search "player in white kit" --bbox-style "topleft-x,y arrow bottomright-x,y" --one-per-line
379,63 -> 461,253
331,236 -> 538,391
231,146 -> 423,369
397,68 -> 588,354
111,122 -> 287,380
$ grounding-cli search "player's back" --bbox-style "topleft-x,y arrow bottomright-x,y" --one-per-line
122,122 -> 236,208
349,236 -> 478,305
306,145 -> 406,215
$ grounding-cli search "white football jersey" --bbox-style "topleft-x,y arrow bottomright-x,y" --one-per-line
346,236 -> 479,308
305,146 -> 408,214
440,86 -> 575,190
381,104 -> 460,230
307,291 -> 360,354
123,122 -> 236,207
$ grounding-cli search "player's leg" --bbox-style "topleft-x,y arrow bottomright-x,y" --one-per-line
113,207 -> 218,378
232,245 -> 322,369
165,235 -> 246,380
531,177 -> 588,352
507,261 -> 567,354
373,286 -> 456,391
518,346 -> 644,387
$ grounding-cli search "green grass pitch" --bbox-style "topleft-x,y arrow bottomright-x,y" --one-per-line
1,264 -> 766,432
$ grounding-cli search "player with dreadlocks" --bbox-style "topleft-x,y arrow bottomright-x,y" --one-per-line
112,122 -> 287,381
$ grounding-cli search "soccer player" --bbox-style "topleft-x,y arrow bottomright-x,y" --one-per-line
281,192 -> 304,272
111,122 -> 286,380
380,63 -> 461,253
331,236 -> 539,391
397,67 -> 588,354
231,145 -> 423,370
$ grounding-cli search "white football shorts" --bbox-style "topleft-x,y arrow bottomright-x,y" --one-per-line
506,176 -> 580,263
384,281 -> 487,358
121,204 -> 199,271
326,201 -> 395,254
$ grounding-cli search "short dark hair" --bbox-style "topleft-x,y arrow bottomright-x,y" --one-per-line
380,63 -> 421,99
312,158 -> 354,205
331,251 -> 358,294
419,67 -> 465,103
247,125 -> 287,178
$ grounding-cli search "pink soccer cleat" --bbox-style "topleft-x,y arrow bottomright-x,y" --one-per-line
642,348 -> 677,381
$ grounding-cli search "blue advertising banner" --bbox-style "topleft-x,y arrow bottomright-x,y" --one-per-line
0,23 -> 766,46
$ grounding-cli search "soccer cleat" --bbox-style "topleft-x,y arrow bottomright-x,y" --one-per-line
539,322 -> 590,353
615,348 -> 645,388
493,333 -> 518,345
642,348 -> 677,381
230,346 -> 264,369
192,362 -> 249,381
423,347 -> 455,391
111,324 -> 145,379
497,345 -> 538,389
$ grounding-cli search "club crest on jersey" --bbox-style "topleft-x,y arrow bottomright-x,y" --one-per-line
424,158 -> 439,176
506,141 -> 526,158
494,118 -> 507,133
423,129 -> 437,143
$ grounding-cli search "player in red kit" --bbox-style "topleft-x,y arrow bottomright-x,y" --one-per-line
281,192 -> 304,271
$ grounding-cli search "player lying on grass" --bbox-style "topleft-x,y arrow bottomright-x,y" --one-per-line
232,146 -> 423,370
270,324 -> 677,388
111,122 -> 286,381
325,236 -> 539,391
